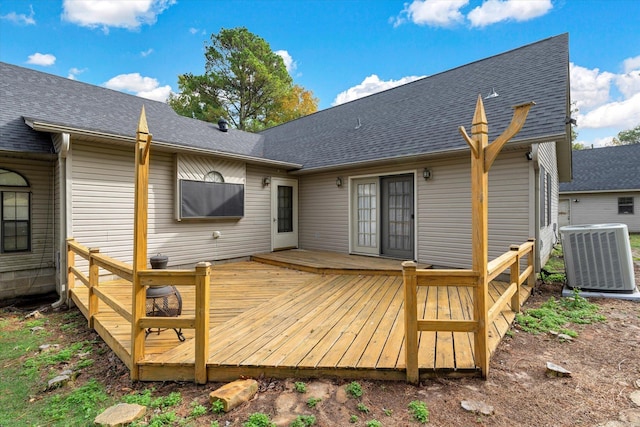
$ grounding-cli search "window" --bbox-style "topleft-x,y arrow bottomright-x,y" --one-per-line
618,197 -> 634,214
0,168 -> 31,252
539,166 -> 551,227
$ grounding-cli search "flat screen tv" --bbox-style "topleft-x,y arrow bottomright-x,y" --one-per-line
179,179 -> 244,219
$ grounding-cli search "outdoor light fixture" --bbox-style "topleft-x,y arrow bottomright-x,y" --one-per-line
422,168 -> 432,180
336,177 -> 343,187
573,199 -> 580,203
262,177 -> 271,187
525,152 -> 533,161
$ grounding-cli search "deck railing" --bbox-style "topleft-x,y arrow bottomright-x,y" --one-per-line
402,238 -> 535,383
66,238 -> 211,383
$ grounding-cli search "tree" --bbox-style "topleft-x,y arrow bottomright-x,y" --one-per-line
572,142 -> 587,150
611,124 -> 640,145
169,27 -> 318,131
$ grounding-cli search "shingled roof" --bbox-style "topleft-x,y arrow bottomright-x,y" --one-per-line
2,34 -> 570,172
0,62 -> 272,163
559,144 -> 640,193
261,34 -> 570,171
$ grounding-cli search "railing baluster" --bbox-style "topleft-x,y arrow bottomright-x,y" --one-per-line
402,261 -> 419,384
88,248 -> 100,328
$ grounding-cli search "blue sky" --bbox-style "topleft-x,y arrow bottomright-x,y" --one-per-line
1,0 -> 639,147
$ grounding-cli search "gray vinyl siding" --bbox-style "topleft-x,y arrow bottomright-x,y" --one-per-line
69,141 -> 278,276
298,149 -> 531,269
536,142 -> 560,266
0,157 -> 56,299
561,192 -> 640,232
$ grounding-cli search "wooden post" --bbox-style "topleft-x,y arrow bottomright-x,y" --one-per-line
66,238 -> 75,301
509,245 -> 521,313
194,262 -> 211,384
131,106 -> 152,380
527,238 -> 536,287
402,261 -> 419,384
88,248 -> 100,328
468,96 -> 491,378
459,96 -> 534,378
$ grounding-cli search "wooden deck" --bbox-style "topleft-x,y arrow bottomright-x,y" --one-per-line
69,251 -> 530,382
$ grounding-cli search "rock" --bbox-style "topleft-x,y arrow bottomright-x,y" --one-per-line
546,361 -> 572,377
630,390 -> 640,407
30,326 -> 45,333
47,375 -> 70,390
619,408 -> 640,423
335,385 -> 349,404
209,379 -> 259,412
25,310 -> 41,319
39,344 -> 59,352
461,400 -> 494,416
635,379 -> 640,389
94,403 -> 146,426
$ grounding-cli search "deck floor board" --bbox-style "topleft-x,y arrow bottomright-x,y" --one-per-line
69,251 -> 530,381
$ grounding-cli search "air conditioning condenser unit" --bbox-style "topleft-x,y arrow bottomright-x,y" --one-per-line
560,223 -> 636,293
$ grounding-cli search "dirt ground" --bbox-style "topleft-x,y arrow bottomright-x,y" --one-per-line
7,262 -> 640,426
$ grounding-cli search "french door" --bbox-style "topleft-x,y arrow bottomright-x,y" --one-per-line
351,174 -> 415,259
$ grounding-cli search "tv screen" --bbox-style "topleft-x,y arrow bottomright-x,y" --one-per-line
180,179 -> 244,218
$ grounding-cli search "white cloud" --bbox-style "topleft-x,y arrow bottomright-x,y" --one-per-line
26,53 -> 56,66
394,0 -> 468,28
333,74 -> 425,105
570,63 -> 615,110
141,48 -> 154,57
104,73 -> 172,102
467,0 -> 552,27
68,67 -> 87,80
1,5 -> 36,25
62,0 -> 175,33
577,92 -> 640,130
623,55 -> 640,73
275,50 -> 297,73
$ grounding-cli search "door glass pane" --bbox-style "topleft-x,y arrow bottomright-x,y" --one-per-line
357,183 -> 377,248
277,186 -> 293,233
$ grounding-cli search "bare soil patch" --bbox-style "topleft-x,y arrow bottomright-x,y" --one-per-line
4,264 -> 640,426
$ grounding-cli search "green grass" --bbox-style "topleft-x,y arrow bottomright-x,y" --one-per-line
516,288 -> 605,336
630,233 -> 640,261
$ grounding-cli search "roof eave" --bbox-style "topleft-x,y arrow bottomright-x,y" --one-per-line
24,118 -> 302,170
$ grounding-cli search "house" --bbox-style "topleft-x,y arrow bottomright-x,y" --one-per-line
0,34 -> 571,301
559,144 -> 640,232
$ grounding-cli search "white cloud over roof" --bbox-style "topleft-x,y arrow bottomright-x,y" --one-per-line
104,73 -> 172,102
332,74 -> 425,106
467,0 -> 552,27
62,0 -> 175,33
393,0 -> 552,28
27,53 -> 56,66
572,57 -> 640,133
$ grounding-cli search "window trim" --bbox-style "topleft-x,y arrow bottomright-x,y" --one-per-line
618,197 -> 634,215
1,168 -> 31,253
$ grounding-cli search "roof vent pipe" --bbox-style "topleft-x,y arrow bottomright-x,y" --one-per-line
218,118 -> 228,132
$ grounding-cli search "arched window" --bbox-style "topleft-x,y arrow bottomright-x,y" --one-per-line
0,168 -> 31,252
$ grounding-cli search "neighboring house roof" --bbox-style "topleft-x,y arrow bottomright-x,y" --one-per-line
559,144 -> 640,193
1,34 -> 570,173
261,34 -> 570,172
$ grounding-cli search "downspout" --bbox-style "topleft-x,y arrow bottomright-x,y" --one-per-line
531,144 -> 541,273
52,133 -> 70,308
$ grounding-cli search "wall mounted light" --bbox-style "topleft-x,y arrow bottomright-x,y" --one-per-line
573,199 -> 580,203
336,177 -> 343,187
422,168 -> 432,180
262,177 -> 271,187
525,151 -> 533,161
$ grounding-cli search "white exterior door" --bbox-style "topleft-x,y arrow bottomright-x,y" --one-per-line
351,178 -> 379,255
271,178 -> 298,250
